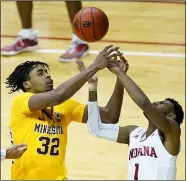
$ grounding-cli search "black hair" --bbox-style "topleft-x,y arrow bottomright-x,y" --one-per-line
5,61 -> 49,94
166,98 -> 184,125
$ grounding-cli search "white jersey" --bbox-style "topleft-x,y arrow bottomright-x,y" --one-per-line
127,127 -> 178,180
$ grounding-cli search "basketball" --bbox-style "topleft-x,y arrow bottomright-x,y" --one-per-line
73,7 -> 109,43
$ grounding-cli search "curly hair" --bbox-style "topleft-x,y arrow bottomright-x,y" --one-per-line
5,61 -> 49,94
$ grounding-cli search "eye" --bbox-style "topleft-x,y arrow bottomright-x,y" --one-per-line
38,72 -> 43,76
153,102 -> 159,105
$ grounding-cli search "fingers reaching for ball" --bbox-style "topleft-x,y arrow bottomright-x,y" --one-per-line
76,59 -> 86,72
75,58 -> 98,84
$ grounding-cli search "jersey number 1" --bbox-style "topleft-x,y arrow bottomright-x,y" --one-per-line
37,136 -> 60,155
134,163 -> 139,180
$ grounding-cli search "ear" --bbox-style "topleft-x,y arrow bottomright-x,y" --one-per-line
23,81 -> 31,90
168,113 -> 176,120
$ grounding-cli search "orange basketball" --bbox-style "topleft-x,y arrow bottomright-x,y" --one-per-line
73,7 -> 109,43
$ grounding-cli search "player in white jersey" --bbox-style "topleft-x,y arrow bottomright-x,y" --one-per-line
127,127 -> 178,180
81,52 -> 184,180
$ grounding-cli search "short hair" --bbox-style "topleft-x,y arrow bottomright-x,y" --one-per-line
166,98 -> 184,125
5,61 -> 49,94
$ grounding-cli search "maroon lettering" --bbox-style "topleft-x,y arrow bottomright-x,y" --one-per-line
138,148 -> 143,156
150,147 -> 158,158
143,146 -> 150,156
129,146 -> 158,160
134,148 -> 138,158
129,149 -> 134,160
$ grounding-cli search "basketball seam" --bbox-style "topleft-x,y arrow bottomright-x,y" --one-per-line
91,7 -> 97,41
80,9 -> 88,42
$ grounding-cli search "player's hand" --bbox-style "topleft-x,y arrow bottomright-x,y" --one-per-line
93,45 -> 123,70
76,58 -> 86,72
76,59 -> 98,84
6,144 -> 27,159
108,51 -> 129,75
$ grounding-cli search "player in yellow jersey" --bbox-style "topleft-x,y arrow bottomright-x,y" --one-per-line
5,45 -> 125,180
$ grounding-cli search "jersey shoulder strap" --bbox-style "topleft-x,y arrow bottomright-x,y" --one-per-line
129,127 -> 146,142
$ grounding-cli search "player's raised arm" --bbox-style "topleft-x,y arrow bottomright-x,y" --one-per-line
109,53 -> 181,139
6,46 -> 121,112
87,66 -> 137,144
87,74 -> 119,141
76,57 -> 124,124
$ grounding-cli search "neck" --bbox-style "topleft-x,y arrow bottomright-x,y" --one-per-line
26,89 -> 37,94
146,122 -> 157,137
143,113 -> 157,136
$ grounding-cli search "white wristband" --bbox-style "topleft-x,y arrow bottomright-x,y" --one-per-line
88,83 -> 97,91
1,149 -> 6,161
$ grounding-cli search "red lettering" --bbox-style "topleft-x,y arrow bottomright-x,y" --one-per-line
143,146 -> 150,156
150,147 -> 158,158
129,146 -> 157,160
129,149 -> 134,160
134,148 -> 138,158
138,148 -> 143,156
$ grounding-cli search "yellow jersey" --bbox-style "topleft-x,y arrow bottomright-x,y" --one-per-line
10,92 -> 85,180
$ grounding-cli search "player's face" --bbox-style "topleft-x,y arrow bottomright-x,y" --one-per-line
27,65 -> 54,93
153,100 -> 175,116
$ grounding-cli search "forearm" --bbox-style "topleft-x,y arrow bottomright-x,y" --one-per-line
56,64 -> 98,102
105,78 -> 124,122
117,72 -> 150,108
88,86 -> 119,141
88,101 -> 119,141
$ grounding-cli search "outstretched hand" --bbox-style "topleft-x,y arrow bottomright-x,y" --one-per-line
76,59 -> 98,84
6,144 -> 27,159
108,50 -> 129,75
93,45 -> 123,70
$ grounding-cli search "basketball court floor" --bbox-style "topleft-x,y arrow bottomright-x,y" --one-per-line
1,1 -> 185,180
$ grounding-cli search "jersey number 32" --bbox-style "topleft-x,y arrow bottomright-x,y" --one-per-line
37,136 -> 60,156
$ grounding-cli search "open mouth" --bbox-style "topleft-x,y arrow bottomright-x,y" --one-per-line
47,80 -> 54,86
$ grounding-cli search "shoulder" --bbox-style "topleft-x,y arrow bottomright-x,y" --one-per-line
130,127 -> 145,134
129,127 -> 146,139
13,92 -> 34,103
59,99 -> 85,109
11,92 -> 34,112
10,93 -> 35,124
63,99 -> 82,104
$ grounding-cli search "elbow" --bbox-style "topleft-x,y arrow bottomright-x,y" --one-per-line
113,118 -> 119,124
109,117 -> 119,124
87,122 -> 99,137
88,128 -> 97,137
103,116 -> 119,124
